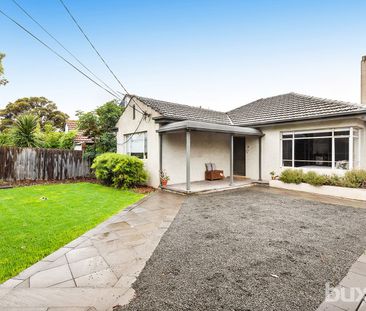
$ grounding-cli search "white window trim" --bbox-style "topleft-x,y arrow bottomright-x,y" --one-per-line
280,127 -> 361,171
124,131 -> 148,160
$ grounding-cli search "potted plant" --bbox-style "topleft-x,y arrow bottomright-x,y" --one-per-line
270,171 -> 277,180
159,170 -> 170,188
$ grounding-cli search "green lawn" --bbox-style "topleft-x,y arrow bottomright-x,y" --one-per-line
0,182 -> 144,283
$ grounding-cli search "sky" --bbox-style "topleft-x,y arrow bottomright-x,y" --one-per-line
1,0 -> 366,118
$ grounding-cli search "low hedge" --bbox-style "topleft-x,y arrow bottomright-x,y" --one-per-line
92,153 -> 148,188
279,169 -> 366,188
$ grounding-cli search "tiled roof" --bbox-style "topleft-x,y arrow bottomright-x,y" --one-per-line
137,96 -> 232,125
136,93 -> 366,127
65,120 -> 93,144
227,93 -> 366,126
74,134 -> 93,144
66,120 -> 78,131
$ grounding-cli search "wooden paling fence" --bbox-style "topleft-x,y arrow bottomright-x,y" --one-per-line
0,147 -> 91,182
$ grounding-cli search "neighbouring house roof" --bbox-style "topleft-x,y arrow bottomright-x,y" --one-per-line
227,92 -> 366,126
157,120 -> 262,136
74,134 -> 94,144
136,96 -> 232,125
65,120 -> 78,131
65,120 -> 94,144
134,93 -> 366,127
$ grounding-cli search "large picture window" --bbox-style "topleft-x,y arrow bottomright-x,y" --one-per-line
281,128 -> 360,170
125,132 -> 148,159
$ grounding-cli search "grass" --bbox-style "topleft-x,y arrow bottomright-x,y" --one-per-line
0,182 -> 144,283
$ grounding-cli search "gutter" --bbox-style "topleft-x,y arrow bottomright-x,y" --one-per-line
235,110 -> 366,128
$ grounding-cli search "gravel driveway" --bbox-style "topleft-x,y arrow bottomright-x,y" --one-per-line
120,187 -> 366,311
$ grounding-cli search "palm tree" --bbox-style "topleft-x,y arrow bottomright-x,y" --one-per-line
12,114 -> 38,147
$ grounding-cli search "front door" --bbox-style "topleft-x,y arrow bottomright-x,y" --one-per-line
233,137 -> 246,176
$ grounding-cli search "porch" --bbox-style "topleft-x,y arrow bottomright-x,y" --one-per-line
157,120 -> 263,193
165,177 -> 257,194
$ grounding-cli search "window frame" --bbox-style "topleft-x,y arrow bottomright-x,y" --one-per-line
124,131 -> 148,160
280,127 -> 361,171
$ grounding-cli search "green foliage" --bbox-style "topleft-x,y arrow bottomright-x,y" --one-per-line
0,53 -> 8,86
0,97 -> 69,131
279,169 -> 366,188
58,131 -> 77,149
343,170 -> 366,188
302,171 -> 327,186
324,174 -> 343,187
92,153 -> 148,188
77,100 -> 124,158
97,132 -> 117,153
279,169 -> 304,184
12,114 -> 39,147
0,131 -> 13,146
96,100 -> 124,132
76,111 -> 99,139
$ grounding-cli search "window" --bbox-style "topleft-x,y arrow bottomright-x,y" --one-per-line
281,128 -> 361,170
125,132 -> 147,159
132,105 -> 136,120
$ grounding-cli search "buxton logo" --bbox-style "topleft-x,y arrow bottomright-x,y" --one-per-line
325,283 -> 366,306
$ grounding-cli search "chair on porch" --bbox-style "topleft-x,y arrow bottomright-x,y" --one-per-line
205,163 -> 224,181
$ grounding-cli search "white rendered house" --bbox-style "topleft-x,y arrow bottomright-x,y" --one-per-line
116,57 -> 366,192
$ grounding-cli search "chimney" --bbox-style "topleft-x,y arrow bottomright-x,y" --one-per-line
361,56 -> 366,105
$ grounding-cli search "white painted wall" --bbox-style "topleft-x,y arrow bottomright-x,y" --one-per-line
247,117 -> 366,182
162,131 -> 231,185
116,100 -> 366,187
116,98 -> 161,187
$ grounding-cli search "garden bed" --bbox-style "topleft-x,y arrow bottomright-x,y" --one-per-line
270,180 -> 366,201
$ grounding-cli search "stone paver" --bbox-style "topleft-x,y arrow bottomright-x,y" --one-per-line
317,251 -> 366,311
0,191 -> 185,311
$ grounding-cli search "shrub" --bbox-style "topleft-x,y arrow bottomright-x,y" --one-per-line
279,168 -> 304,184
0,131 -> 13,146
12,114 -> 39,147
324,174 -> 343,187
342,169 -> 366,188
302,171 -> 327,186
279,168 -> 366,189
92,153 -> 148,188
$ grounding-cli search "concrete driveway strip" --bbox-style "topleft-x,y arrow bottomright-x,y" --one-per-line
0,191 -> 185,311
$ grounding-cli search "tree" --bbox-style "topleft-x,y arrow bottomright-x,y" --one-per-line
37,123 -> 77,149
12,114 -> 39,147
0,53 -> 8,86
77,100 -> 124,157
0,97 -> 69,131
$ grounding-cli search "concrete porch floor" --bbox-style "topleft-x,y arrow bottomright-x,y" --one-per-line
164,177 -> 261,194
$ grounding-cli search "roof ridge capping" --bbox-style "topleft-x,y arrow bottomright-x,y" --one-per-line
289,92 -> 363,108
136,95 -> 227,114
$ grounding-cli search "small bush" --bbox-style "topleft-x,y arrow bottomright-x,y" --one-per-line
280,169 -> 304,184
92,153 -> 148,188
303,171 -> 327,186
279,168 -> 366,189
324,174 -> 343,187
343,170 -> 366,188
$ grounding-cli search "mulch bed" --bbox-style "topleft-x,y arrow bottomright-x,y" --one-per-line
0,177 -> 99,189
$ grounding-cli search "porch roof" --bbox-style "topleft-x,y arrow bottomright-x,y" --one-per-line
157,120 -> 262,136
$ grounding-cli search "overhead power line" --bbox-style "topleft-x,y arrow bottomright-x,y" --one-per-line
11,0 -> 122,100
0,8 -> 120,99
57,0 -> 147,115
58,0 -> 129,94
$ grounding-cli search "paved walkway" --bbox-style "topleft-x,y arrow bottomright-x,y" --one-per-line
0,191 -> 185,311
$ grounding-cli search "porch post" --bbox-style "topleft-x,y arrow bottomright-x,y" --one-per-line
258,136 -> 262,181
186,130 -> 191,191
159,133 -> 163,187
230,134 -> 234,186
